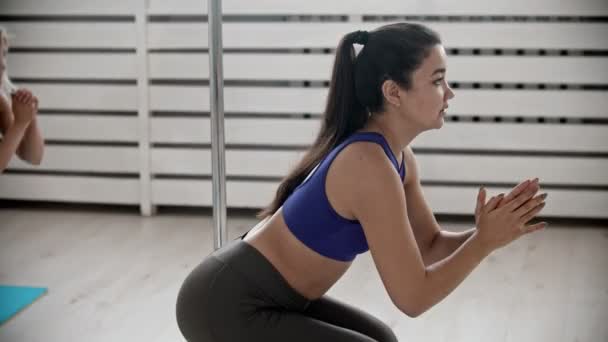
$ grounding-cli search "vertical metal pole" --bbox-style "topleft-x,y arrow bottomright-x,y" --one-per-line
135,0 -> 155,217
208,0 -> 227,250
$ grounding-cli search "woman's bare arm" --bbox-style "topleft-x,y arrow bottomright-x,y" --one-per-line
403,146 -> 540,267
0,92 -> 37,172
0,120 -> 30,172
0,94 -> 29,171
343,143 -> 490,317
13,91 -> 44,164
422,228 -> 477,266
16,116 -> 44,165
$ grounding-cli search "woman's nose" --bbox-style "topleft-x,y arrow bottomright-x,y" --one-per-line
446,87 -> 455,100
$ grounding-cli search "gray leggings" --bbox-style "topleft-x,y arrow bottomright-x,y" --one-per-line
176,237 -> 398,342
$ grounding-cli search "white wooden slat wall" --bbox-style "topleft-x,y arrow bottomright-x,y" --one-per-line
147,0 -> 608,16
147,22 -> 608,50
0,0 -> 145,210
149,54 -> 608,84
1,0 -> 607,219
150,86 -> 608,118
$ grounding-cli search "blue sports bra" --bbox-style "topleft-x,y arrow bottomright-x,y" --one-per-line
281,131 -> 406,262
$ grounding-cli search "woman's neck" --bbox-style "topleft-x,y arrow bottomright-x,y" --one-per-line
360,113 -> 420,161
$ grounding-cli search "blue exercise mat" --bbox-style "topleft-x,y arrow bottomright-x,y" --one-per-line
0,285 -> 47,325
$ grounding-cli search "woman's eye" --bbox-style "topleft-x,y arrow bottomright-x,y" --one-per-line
433,78 -> 444,85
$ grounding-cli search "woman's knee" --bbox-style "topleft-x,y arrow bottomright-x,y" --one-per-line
373,325 -> 398,342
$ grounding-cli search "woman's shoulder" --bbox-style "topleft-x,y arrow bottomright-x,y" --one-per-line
325,140 -> 403,221
401,145 -> 418,186
333,140 -> 402,187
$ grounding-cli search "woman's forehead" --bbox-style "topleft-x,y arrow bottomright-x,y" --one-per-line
419,45 -> 447,76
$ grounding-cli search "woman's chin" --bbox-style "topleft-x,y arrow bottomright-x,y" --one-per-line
434,115 -> 445,129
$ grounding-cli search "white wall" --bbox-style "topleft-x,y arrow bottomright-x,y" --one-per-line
1,0 -> 607,218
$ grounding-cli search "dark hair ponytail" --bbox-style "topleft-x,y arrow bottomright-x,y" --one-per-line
257,23 -> 440,219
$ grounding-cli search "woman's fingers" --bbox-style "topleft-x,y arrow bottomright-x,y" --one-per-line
484,193 -> 504,213
514,193 -> 548,218
475,187 -> 486,217
504,182 -> 540,213
23,90 -> 33,104
520,221 -> 548,234
501,179 -> 534,205
14,89 -> 26,103
15,91 -> 24,102
518,201 -> 546,225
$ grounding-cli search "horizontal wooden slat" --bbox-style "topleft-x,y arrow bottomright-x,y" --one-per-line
148,54 -> 333,81
8,146 -> 139,172
0,175 -> 139,204
449,57 -> 608,84
150,148 -> 608,186
0,23 -> 136,49
149,54 -> 608,84
150,179 -> 608,218
417,155 -> 608,185
150,118 -> 608,153
38,116 -> 139,142
0,0 -> 137,15
149,86 -> 323,113
151,148 -> 302,176
150,86 -> 608,119
19,84 -> 137,111
11,53 -> 137,80
147,0 -> 608,16
446,90 -> 608,118
422,186 -> 608,218
416,123 -> 608,153
152,180 -> 282,207
151,117 -> 319,146
148,22 -> 608,50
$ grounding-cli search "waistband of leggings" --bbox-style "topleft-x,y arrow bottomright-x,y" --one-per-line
211,239 -> 311,311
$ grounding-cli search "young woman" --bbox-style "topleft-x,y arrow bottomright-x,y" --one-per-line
0,27 -> 45,172
176,23 -> 547,342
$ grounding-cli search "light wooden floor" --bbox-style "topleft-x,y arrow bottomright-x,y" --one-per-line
0,205 -> 606,342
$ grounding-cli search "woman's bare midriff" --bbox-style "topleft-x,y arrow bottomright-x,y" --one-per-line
242,208 -> 353,301
241,138 -> 402,301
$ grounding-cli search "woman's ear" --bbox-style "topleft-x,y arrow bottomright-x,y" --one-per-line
380,79 -> 402,108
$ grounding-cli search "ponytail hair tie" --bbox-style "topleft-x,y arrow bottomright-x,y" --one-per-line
352,30 -> 369,45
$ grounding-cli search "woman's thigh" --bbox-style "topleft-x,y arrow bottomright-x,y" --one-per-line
202,268 -> 378,341
178,240 -> 397,342
242,295 -> 398,342
303,295 -> 398,342
203,269 -> 394,342
243,307 -> 381,342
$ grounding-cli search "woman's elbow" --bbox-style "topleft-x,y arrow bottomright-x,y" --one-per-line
30,157 -> 42,165
19,145 -> 44,165
0,156 -> 10,172
399,305 -> 425,318
396,296 -> 429,318
18,152 -> 42,166
29,154 -> 43,165
30,149 -> 44,165
395,291 -> 432,318
390,285 -> 428,318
